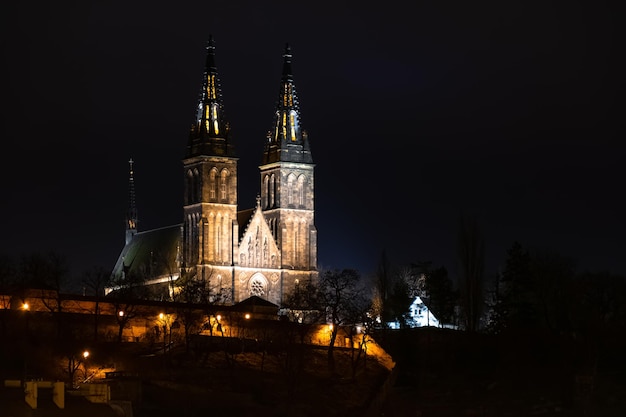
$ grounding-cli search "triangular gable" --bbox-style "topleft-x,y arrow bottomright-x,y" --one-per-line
237,206 -> 281,269
408,296 -> 440,327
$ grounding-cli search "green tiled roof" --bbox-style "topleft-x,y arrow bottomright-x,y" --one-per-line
112,224 -> 182,279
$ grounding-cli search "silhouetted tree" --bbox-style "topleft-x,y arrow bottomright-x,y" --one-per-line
18,251 -> 69,337
530,249 -> 576,334
173,268 -> 206,352
425,266 -> 457,326
484,271 -> 507,334
319,268 -> 367,374
499,241 -> 534,330
457,215 -> 485,332
81,266 -> 110,341
107,268 -> 149,342
372,250 -> 393,323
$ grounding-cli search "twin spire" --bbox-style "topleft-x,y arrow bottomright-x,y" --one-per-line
187,35 -> 232,157
187,37 -> 312,164
263,43 -> 312,164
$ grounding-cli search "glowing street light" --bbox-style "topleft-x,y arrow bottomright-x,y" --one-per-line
22,302 -> 29,310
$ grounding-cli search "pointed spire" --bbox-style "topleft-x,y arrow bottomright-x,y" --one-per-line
125,158 -> 138,245
282,43 -> 293,82
262,43 -> 313,164
187,35 -> 234,158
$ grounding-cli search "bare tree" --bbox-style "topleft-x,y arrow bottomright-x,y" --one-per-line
81,266 -> 110,341
319,268 -> 367,374
19,251 -> 69,337
172,267 -> 206,352
107,268 -> 149,342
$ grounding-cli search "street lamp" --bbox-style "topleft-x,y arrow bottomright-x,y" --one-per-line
82,350 -> 90,382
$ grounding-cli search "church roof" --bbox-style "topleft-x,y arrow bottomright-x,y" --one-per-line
233,295 -> 279,310
111,224 -> 182,279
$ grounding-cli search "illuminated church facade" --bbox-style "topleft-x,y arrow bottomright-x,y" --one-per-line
111,38 -> 318,307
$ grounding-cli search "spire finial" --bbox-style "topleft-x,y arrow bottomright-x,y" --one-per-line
282,42 -> 292,80
126,157 -> 138,244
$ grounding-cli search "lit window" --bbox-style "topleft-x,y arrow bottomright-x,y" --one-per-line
282,112 -> 287,140
212,104 -> 219,134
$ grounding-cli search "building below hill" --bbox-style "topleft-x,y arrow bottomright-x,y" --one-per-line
109,37 -> 318,307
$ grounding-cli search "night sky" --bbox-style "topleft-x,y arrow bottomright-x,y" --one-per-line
2,1 -> 623,288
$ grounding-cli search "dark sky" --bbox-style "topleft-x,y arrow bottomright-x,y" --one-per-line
2,1 -> 623,287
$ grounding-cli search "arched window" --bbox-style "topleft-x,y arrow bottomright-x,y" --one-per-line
263,175 -> 270,208
193,168 -> 200,202
186,170 -> 194,204
298,175 -> 305,207
220,169 -> 228,201
209,168 -> 217,200
289,111 -> 297,141
287,173 -> 296,206
270,174 -> 276,208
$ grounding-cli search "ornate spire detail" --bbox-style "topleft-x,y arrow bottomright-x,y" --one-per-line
125,158 -> 138,245
187,35 -> 234,157
262,43 -> 313,164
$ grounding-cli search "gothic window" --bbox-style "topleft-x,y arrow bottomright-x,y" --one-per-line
298,175 -> 305,207
186,170 -> 193,204
287,173 -> 296,206
209,168 -> 217,200
249,276 -> 266,297
263,175 -> 269,208
281,111 -> 287,139
193,168 -> 200,202
290,111 -> 297,141
211,103 -> 219,135
220,169 -> 228,201
270,174 -> 276,207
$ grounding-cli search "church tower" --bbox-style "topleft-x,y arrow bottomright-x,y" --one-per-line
182,36 -> 238,295
260,44 -> 317,275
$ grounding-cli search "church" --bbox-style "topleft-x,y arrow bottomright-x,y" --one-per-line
110,38 -> 318,307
